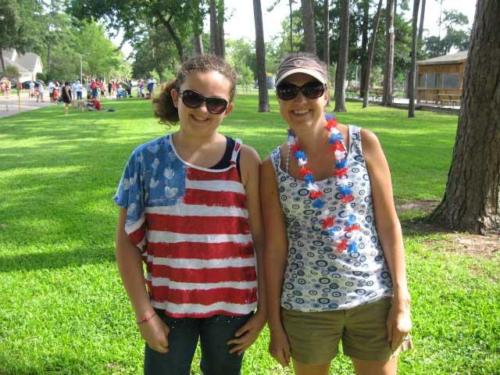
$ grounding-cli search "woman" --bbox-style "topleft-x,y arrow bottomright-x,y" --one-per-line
261,52 -> 411,375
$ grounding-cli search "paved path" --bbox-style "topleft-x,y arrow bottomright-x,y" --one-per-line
0,93 -> 52,118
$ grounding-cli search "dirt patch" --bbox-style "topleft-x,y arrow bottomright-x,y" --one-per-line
397,200 -> 500,258
396,199 -> 438,215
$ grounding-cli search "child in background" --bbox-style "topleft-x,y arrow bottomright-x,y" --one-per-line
114,54 -> 266,375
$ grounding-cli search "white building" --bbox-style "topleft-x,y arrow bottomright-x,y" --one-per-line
1,49 -> 43,82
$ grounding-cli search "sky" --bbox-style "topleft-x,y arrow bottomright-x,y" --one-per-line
223,0 -> 477,41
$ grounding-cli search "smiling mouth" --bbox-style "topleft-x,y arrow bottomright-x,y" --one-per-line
292,110 -> 310,116
190,114 -> 209,122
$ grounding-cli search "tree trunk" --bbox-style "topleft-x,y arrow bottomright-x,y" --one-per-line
193,35 -> 204,55
408,0 -> 420,118
334,0 -> 349,112
382,0 -> 395,106
162,16 -> 185,61
209,0 -> 220,55
253,0 -> 269,112
289,0 -> 294,52
0,50 -> 5,72
323,0 -> 330,67
363,0 -> 383,108
217,0 -> 225,58
429,0 -> 500,233
193,0 -> 204,55
417,0 -> 426,45
301,0 -> 316,54
359,0 -> 370,98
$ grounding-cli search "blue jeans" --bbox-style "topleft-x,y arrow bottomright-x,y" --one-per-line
144,311 -> 252,375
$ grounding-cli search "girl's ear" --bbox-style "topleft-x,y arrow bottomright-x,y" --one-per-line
170,88 -> 179,108
224,102 -> 234,116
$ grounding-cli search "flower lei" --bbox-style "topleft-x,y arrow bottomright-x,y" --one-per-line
288,114 -> 361,254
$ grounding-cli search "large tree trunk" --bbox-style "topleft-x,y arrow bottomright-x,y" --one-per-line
359,0 -> 370,98
301,0 -> 316,54
429,0 -> 500,233
323,0 -> 330,66
362,0 -> 383,108
382,0 -> 395,106
334,0 -> 349,112
253,0 -> 269,112
408,0 -> 420,118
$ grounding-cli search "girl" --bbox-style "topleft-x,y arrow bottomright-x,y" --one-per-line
261,52 -> 411,375
114,55 -> 266,375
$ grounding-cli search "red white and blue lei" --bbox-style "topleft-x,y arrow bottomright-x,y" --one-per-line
288,114 -> 361,254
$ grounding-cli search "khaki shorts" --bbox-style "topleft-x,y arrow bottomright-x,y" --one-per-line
282,298 -> 408,364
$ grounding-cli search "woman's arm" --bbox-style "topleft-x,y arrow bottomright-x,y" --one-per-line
227,145 -> 266,354
115,208 -> 169,352
361,129 -> 412,350
260,157 -> 291,367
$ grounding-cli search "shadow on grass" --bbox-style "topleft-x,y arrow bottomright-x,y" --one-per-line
0,245 -> 114,273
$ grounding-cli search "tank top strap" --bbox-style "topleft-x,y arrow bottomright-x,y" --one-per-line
270,146 -> 282,173
230,138 -> 243,165
348,125 -> 364,159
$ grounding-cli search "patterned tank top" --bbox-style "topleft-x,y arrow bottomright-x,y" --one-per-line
270,125 -> 392,311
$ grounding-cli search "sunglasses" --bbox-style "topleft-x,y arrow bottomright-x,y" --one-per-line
179,89 -> 229,115
276,80 -> 326,101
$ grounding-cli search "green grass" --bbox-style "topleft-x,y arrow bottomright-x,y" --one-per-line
0,97 -> 498,374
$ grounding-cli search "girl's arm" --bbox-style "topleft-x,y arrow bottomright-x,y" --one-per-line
361,129 -> 412,350
116,208 -> 169,352
260,157 -> 291,367
227,145 -> 266,355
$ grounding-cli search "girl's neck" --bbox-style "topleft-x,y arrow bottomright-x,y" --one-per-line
174,129 -> 222,150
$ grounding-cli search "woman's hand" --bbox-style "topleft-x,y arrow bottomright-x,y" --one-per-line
138,314 -> 170,353
269,327 -> 291,367
386,298 -> 412,351
227,310 -> 266,355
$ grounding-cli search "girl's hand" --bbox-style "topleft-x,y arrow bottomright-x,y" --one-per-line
386,299 -> 412,351
269,328 -> 291,367
227,311 -> 266,355
138,314 -> 170,353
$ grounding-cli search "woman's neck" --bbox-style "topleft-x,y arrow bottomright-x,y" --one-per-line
293,119 -> 329,155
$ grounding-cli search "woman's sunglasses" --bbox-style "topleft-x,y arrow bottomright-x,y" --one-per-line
276,81 -> 326,101
180,89 -> 229,115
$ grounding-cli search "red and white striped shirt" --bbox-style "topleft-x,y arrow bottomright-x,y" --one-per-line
118,135 -> 257,318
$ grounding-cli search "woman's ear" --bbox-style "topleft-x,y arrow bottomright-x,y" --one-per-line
170,88 -> 179,108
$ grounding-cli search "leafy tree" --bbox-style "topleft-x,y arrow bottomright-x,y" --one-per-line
68,0 -> 200,61
424,10 -> 470,57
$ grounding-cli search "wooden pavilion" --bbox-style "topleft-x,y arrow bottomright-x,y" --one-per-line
417,51 -> 467,106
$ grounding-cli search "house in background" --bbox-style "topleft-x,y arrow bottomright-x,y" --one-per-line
417,51 -> 467,106
1,49 -> 43,82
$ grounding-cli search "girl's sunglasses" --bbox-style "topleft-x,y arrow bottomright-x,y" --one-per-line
180,89 -> 229,115
276,81 -> 326,101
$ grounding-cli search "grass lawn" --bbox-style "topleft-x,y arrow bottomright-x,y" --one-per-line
0,97 -> 498,374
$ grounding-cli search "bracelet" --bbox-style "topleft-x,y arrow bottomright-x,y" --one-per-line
136,311 -> 156,325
